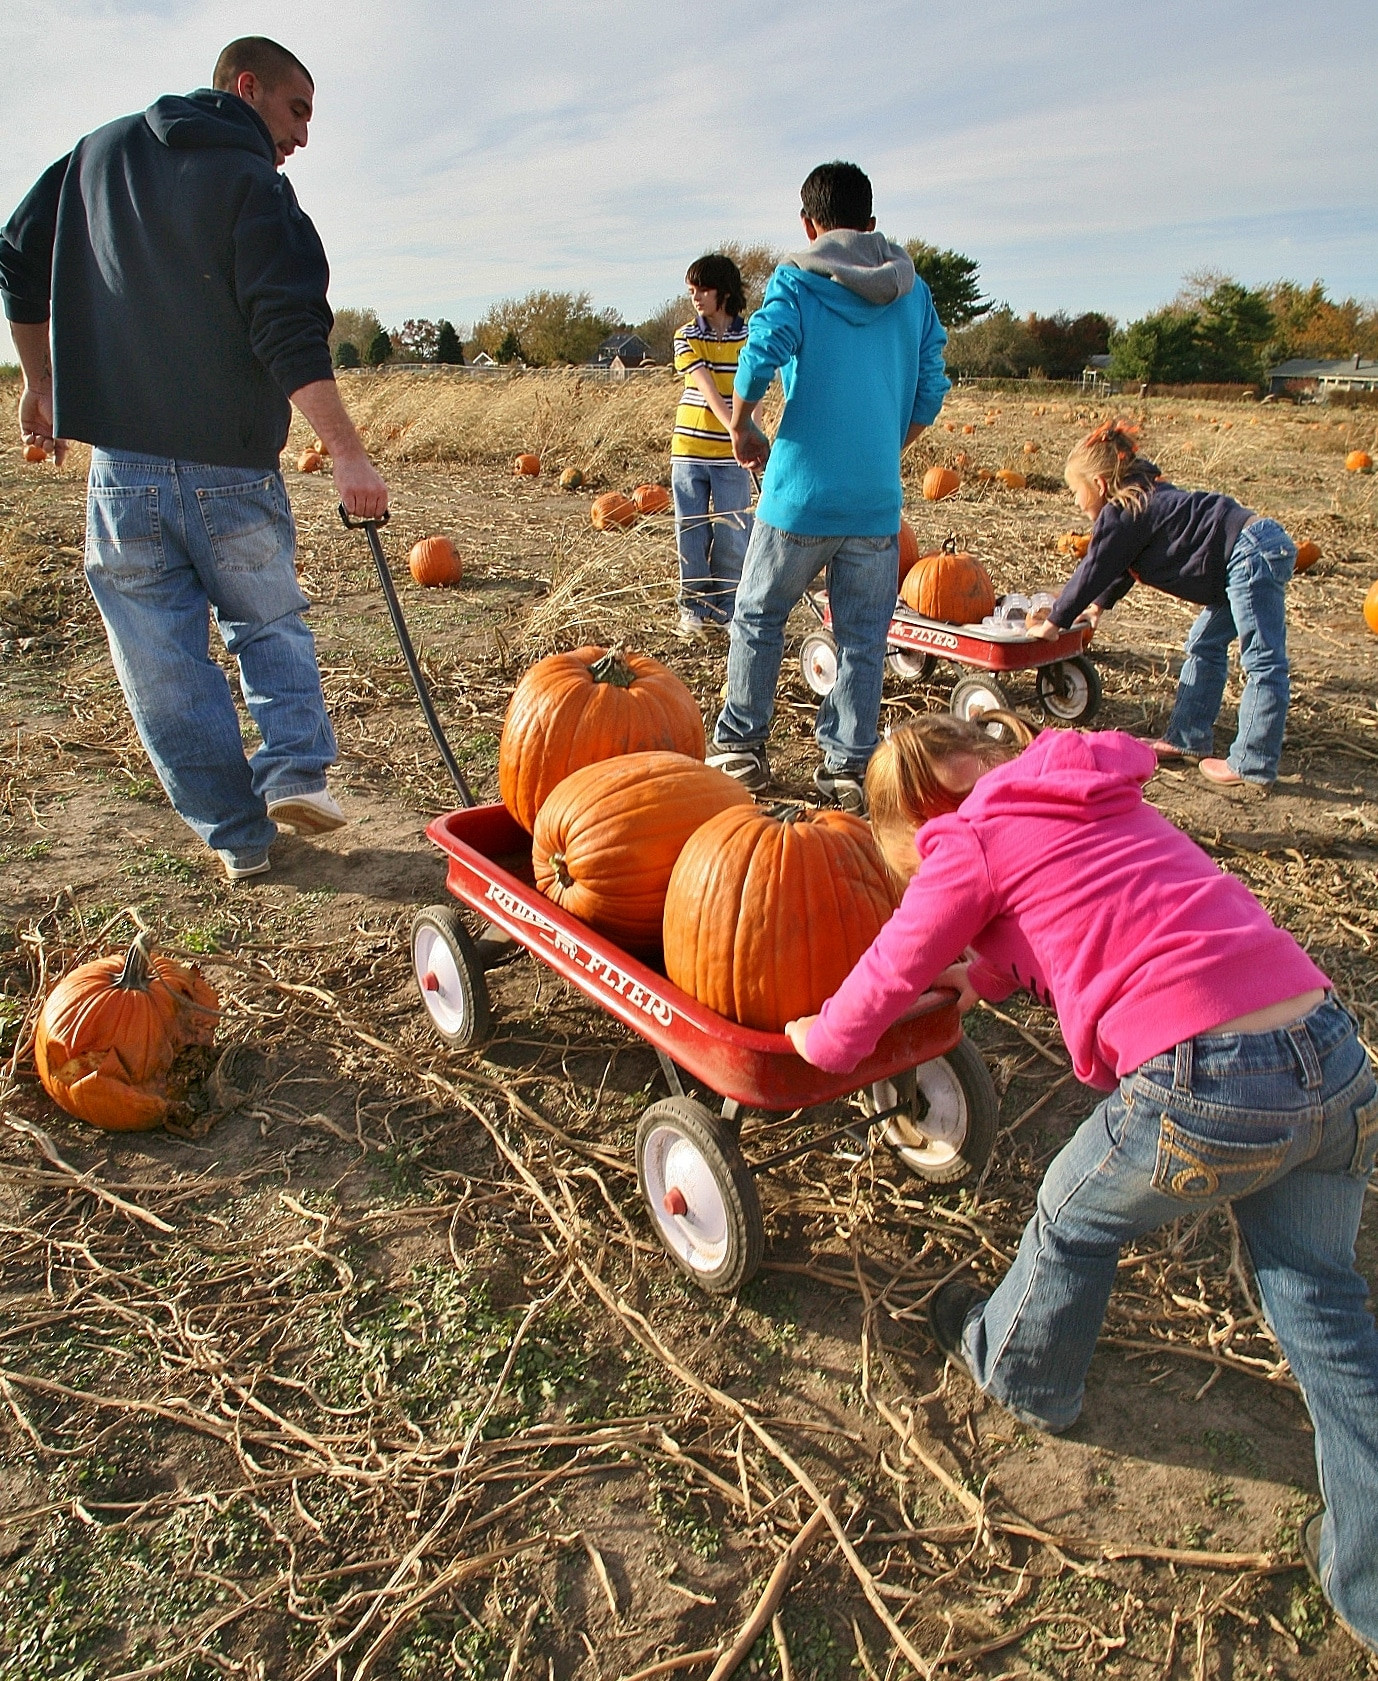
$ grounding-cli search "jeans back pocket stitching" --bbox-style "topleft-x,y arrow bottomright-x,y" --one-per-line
1151,1115 -> 1290,1201
1349,1094 -> 1378,1178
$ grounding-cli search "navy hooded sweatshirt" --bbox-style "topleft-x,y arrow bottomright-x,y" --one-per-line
0,90 -> 335,469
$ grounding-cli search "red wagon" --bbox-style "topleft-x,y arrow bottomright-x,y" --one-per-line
412,802 -> 998,1293
338,506 -> 999,1296
801,591 -> 1100,727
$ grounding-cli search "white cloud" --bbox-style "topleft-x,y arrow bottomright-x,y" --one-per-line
3,0 -> 1375,330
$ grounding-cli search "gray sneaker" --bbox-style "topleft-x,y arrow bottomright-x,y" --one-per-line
814,766 -> 867,815
707,745 -> 771,793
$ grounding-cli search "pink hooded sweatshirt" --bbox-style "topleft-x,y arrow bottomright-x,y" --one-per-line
804,730 -> 1328,1089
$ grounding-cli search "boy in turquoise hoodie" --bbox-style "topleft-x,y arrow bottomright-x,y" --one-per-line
708,161 -> 949,811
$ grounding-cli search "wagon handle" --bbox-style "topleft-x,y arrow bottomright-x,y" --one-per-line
337,504 -> 477,808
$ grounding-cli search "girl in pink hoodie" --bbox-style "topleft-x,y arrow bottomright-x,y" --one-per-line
787,714 -> 1378,1653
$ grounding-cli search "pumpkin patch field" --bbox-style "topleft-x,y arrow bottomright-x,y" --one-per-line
2,367 -> 1377,1680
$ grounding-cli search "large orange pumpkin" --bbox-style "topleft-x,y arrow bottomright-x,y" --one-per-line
1294,539 -> 1320,573
897,518 -> 920,587
514,453 -> 541,476
1364,581 -> 1378,635
408,536 -> 463,587
34,935 -> 219,1131
899,536 -> 996,624
922,466 -> 961,502
1056,532 -> 1091,558
591,492 -> 638,531
1345,450 -> 1372,473
533,753 -> 752,952
499,645 -> 705,833
632,483 -> 672,515
663,804 -> 898,1032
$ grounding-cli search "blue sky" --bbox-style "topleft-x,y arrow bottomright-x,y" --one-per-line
4,0 -> 1375,333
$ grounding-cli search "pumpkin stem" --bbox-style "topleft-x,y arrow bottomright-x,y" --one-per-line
112,933 -> 155,992
765,801 -> 809,825
550,852 -> 574,889
588,648 -> 636,689
942,532 -> 959,554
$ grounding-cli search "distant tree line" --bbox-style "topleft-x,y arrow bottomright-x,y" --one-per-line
327,252 -> 1378,384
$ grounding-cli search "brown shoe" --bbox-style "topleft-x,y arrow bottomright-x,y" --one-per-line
1198,757 -> 1271,789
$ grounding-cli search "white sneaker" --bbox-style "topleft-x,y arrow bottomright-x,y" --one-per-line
220,852 -> 271,881
675,608 -> 710,642
266,788 -> 347,835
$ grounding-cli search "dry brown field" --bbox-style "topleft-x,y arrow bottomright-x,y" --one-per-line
1,368 -> 1377,1681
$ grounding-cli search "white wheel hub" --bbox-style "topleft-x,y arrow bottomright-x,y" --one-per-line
801,638 -> 838,696
413,923 -> 470,1038
873,1058 -> 969,1171
640,1124 -> 730,1272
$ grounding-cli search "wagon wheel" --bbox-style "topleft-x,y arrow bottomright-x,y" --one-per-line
867,1037 -> 998,1185
1035,656 -> 1102,724
636,1097 -> 764,1293
949,673 -> 1016,739
799,629 -> 839,697
410,903 -> 492,1051
885,648 -> 937,682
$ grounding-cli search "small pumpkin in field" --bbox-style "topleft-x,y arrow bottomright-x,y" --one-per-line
922,465 -> 961,501
499,644 -> 705,832
994,468 -> 1027,489
1346,450 -> 1373,473
23,443 -> 48,463
900,535 -> 996,625
514,453 -> 541,476
590,492 -> 638,531
408,536 -> 463,587
663,804 -> 898,1032
1056,532 -> 1091,559
296,448 -> 322,473
34,934 -> 219,1131
559,466 -> 585,491
1294,539 -> 1321,573
533,752 -> 752,952
962,424 -> 977,435
310,437 -> 329,457
1364,581 -> 1378,635
632,482 -> 672,515
1023,440 -> 1040,455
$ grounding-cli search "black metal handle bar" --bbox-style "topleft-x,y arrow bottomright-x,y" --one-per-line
337,504 -> 477,809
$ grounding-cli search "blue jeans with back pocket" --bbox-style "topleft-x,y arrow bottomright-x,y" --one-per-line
84,450 -> 337,866
959,996 -> 1378,1650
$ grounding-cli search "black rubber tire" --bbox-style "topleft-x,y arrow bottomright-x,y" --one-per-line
1036,655 -> 1102,724
799,630 -> 839,698
635,1097 -> 764,1293
871,1036 -> 999,1186
886,648 -> 937,682
949,673 -> 1015,736
410,903 -> 492,1051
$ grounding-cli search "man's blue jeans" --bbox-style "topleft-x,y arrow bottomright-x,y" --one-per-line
84,450 -> 337,868
1162,517 -> 1295,781
959,997 -> 1378,1650
670,458 -> 753,627
714,519 -> 898,773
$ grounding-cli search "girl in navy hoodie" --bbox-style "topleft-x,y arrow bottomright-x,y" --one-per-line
1031,422 -> 1296,787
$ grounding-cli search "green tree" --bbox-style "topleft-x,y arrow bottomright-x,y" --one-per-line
1194,281 -> 1273,382
329,306 -> 382,361
1107,311 -> 1200,383
396,318 -> 441,362
434,320 -> 464,364
903,240 -> 992,330
473,291 -> 618,366
366,329 -> 394,366
333,339 -> 360,369
494,328 -> 521,365
944,307 -> 1036,377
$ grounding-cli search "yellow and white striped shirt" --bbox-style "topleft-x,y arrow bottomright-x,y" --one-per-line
672,316 -> 748,459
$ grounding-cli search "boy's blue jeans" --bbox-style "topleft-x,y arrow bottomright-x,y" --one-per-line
84,450 -> 337,868
713,519 -> 898,773
959,996 -> 1378,1651
1162,517 -> 1295,781
670,458 -> 753,627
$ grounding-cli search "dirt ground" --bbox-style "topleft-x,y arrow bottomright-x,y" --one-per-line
2,379 -> 1377,1681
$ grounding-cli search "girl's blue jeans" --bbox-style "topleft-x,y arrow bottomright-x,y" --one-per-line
1162,517 -> 1295,781
713,519 -> 898,774
670,458 -> 753,626
960,996 -> 1378,1651
84,450 -> 337,869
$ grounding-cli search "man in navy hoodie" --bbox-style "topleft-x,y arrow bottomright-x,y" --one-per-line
0,37 -> 388,879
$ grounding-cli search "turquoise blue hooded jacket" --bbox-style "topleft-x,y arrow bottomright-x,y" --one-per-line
733,232 -> 949,536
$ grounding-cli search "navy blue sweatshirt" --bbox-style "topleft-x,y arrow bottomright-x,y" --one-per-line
1050,464 -> 1254,629
0,90 -> 334,469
